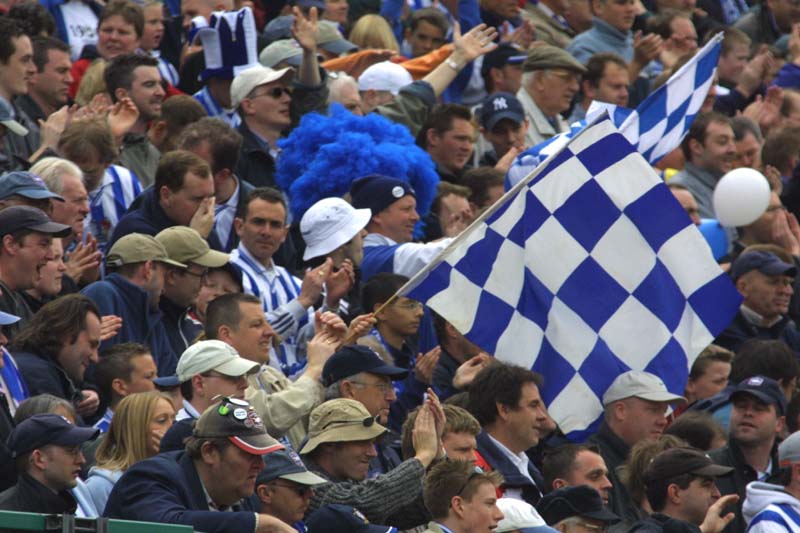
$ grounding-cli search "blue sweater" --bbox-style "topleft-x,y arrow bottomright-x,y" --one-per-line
567,18 -> 634,64
81,273 -> 177,376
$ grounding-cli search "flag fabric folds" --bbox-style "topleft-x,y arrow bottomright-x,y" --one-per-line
400,115 -> 741,441
506,33 -> 722,189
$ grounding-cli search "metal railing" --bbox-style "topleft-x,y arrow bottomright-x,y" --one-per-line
0,511 -> 194,532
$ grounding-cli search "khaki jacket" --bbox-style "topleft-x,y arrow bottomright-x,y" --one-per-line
522,4 -> 575,48
245,366 -> 323,451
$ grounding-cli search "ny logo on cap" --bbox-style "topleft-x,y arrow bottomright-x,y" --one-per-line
748,376 -> 764,386
493,97 -> 508,111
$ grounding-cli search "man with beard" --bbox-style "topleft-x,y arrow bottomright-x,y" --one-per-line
103,53 -> 164,187
710,376 -> 787,533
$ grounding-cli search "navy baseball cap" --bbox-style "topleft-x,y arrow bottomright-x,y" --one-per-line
350,175 -> 415,217
322,345 -> 408,387
731,375 -> 788,415
730,250 -> 797,281
7,414 -> 99,458
481,43 -> 527,78
154,374 -> 180,388
0,310 -> 19,326
478,92 -> 525,131
537,486 -> 620,525
306,504 -> 396,533
0,171 -> 64,202
256,449 -> 327,485
0,205 -> 71,238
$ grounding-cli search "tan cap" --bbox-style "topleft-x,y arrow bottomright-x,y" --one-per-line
155,226 -> 229,269
523,45 -> 587,73
177,340 -> 260,382
299,399 -> 387,455
602,370 -> 687,406
230,65 -> 294,109
106,233 -> 186,269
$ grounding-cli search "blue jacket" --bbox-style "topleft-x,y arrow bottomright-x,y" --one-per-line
566,18 -> 634,64
475,431 -> 544,505
103,450 -> 257,531
715,310 -> 800,356
13,350 -> 82,405
107,188 -> 174,251
81,274 -> 177,376
159,296 -> 202,358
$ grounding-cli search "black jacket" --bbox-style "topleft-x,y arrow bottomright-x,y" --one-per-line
709,440 -> 781,533
715,311 -> 800,355
0,473 -> 77,514
629,513 -> 702,533
586,421 -> 640,525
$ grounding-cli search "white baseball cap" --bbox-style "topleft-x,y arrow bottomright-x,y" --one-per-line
300,197 -> 371,261
602,370 -> 687,406
177,340 -> 260,383
496,498 -> 548,533
230,65 -> 294,109
357,61 -> 413,96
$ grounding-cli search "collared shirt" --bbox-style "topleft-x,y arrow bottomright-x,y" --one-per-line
740,304 -> 783,328
213,179 -> 240,250
362,233 -> 452,280
0,349 -> 27,414
176,399 -> 202,421
193,86 -> 241,129
149,49 -> 179,87
487,433 -> 535,492
530,0 -> 570,28
515,86 -> 568,147
93,407 -> 113,433
85,164 -> 143,252
435,523 -> 456,533
230,243 -> 312,378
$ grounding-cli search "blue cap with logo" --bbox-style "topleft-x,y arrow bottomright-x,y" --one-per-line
731,375 -> 787,415
7,414 -> 98,458
478,91 -> 526,131
322,345 -> 408,387
349,175 -> 415,217
481,43 -> 527,79
730,250 -> 797,281
0,171 -> 64,202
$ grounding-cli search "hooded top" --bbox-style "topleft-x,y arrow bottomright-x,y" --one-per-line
742,481 -> 800,532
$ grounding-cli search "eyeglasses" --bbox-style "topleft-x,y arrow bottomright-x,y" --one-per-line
321,415 -> 377,431
393,300 -> 423,311
183,267 -> 209,279
249,86 -> 292,100
349,380 -> 394,395
456,465 -> 485,496
272,482 -> 313,496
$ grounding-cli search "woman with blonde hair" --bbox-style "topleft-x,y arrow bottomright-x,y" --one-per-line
348,14 -> 400,52
85,391 -> 175,512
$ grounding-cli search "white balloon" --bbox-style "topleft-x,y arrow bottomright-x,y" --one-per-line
712,168 -> 771,227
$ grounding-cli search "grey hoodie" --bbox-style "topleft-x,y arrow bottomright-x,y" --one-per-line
742,481 -> 800,533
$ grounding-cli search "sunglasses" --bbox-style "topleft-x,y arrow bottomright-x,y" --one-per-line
456,465 -> 486,496
321,415 -> 377,431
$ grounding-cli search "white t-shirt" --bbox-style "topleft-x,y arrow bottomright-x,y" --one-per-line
60,0 -> 98,60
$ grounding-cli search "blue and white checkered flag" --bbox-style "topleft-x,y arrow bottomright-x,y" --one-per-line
507,33 -> 722,189
399,114 -> 741,441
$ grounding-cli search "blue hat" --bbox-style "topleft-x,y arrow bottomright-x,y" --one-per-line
322,345 -> 408,387
293,0 -> 326,8
0,171 -> 64,202
7,414 -> 98,458
731,375 -> 787,415
481,43 -> 527,78
0,311 -> 19,326
0,205 -> 71,238
263,15 -> 294,44
537,486 -> 620,525
349,175 -> 415,217
0,98 -> 28,137
193,7 -> 260,81
306,504 -> 396,533
153,374 -> 180,388
478,92 -> 525,131
255,449 -> 327,485
730,250 -> 797,281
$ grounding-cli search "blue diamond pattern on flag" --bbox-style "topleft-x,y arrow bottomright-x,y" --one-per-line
400,114 -> 742,441
506,33 -> 722,189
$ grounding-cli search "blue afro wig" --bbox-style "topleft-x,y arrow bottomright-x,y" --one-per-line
276,105 -> 439,226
